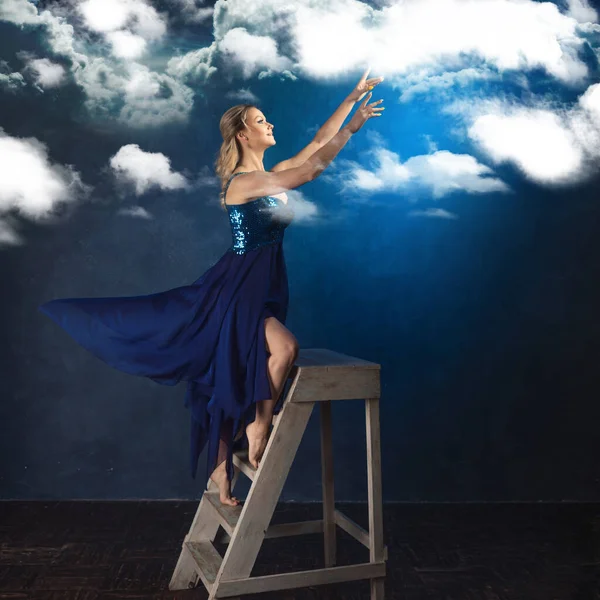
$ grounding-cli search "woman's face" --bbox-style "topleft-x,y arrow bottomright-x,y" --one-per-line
239,107 -> 276,147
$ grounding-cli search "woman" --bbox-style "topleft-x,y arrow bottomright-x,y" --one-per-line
38,72 -> 385,506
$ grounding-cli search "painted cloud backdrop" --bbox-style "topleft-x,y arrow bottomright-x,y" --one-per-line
4,0 -> 600,503
0,0 -> 599,246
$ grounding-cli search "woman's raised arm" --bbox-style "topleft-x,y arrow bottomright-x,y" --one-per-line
231,92 -> 383,202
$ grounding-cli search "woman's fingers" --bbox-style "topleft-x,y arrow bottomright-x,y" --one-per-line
369,99 -> 384,117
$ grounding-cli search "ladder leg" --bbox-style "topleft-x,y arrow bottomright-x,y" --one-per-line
169,468 -> 241,590
170,478 -> 221,590
209,399 -> 315,598
320,401 -> 336,567
366,398 -> 385,600
169,549 -> 199,591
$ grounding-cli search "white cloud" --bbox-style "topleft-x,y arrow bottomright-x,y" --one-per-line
572,82 -> 600,153
65,58 -> 194,127
412,151 -> 511,198
0,216 -> 24,246
0,0 -> 38,25
292,1 -> 374,77
443,82 -> 600,186
257,69 -> 297,81
210,0 -> 594,88
339,146 -> 510,200
225,87 -> 259,103
0,1 -> 196,127
566,0 -> 598,24
286,198 -> 319,223
469,109 -> 584,186
0,71 -> 26,91
109,144 -> 189,195
167,0 -> 214,23
266,190 -> 320,224
38,6 -> 84,61
78,0 -> 131,33
124,64 -> 162,98
218,27 -> 293,79
117,205 -> 153,219
77,0 -> 166,59
166,43 -> 218,83
408,208 -> 458,219
106,30 -> 148,60
120,63 -> 195,127
27,57 -> 66,88
0,128 -> 90,223
398,67 -> 500,104
78,0 -> 167,50
72,57 -> 127,117
3,0 -> 598,97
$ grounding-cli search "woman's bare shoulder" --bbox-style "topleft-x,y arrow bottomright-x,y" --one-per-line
226,170 -> 260,205
227,167 -> 308,205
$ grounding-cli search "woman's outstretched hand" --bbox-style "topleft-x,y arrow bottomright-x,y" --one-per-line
346,92 -> 385,134
348,67 -> 384,103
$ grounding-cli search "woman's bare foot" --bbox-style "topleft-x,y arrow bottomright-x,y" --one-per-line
209,460 -> 240,506
245,419 -> 270,469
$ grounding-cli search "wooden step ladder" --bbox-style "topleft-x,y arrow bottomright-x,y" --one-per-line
169,348 -> 386,599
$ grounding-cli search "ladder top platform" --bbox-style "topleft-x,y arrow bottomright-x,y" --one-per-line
295,348 -> 380,370
288,349 -> 381,403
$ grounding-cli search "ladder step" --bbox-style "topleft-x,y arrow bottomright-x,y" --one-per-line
217,561 -> 386,596
204,490 -> 242,535
215,519 -> 324,544
232,448 -> 256,481
184,541 -> 222,590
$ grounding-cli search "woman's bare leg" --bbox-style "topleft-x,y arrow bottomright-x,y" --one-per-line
246,317 -> 298,469
211,317 -> 298,501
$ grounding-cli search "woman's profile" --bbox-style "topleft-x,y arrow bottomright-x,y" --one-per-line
38,70 -> 385,506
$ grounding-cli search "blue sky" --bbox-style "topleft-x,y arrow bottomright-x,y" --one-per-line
0,0 -> 599,247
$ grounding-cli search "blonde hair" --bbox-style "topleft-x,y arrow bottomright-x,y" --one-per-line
215,104 -> 256,210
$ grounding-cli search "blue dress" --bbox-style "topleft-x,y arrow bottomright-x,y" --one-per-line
38,171 -> 295,485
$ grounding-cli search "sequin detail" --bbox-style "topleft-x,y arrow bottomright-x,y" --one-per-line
224,172 -> 294,254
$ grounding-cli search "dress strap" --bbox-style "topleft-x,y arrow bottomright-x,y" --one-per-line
223,171 -> 249,204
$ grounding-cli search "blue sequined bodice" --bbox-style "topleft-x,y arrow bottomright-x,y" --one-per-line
224,172 -> 294,254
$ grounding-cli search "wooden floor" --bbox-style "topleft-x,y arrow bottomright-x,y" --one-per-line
0,501 -> 598,599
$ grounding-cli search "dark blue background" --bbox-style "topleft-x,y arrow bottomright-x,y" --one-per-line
2,0 -> 600,501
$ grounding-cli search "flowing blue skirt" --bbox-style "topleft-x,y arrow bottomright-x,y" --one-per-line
38,241 -> 289,484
